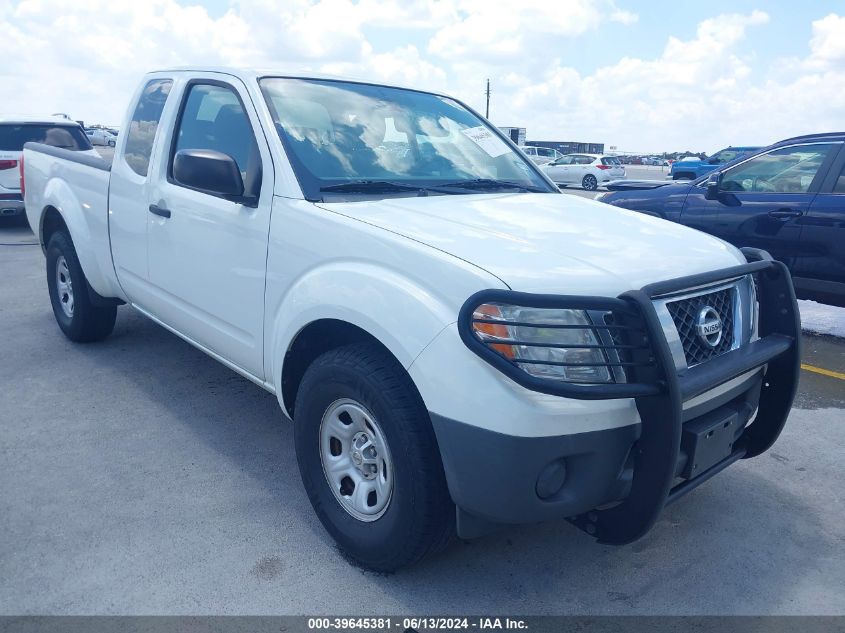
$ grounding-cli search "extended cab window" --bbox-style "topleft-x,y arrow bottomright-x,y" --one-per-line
171,83 -> 260,191
721,144 -> 836,194
124,78 -> 172,177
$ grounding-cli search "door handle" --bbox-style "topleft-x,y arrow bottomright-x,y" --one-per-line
149,204 -> 171,219
768,208 -> 803,219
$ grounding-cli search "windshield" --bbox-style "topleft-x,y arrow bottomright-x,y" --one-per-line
0,124 -> 92,151
259,78 -> 555,201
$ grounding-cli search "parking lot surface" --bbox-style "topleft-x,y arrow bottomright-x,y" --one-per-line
1,217 -> 844,615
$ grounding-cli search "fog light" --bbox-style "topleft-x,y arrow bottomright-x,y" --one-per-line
536,459 -> 567,499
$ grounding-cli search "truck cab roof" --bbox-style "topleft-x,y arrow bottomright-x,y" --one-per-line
147,66 -> 432,96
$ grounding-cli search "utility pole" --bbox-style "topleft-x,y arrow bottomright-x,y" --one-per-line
485,79 -> 491,119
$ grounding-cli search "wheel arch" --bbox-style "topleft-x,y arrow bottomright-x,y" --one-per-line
40,205 -> 70,252
280,318 -> 401,418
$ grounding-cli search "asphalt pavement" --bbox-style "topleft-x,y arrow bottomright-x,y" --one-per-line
1,216 -> 844,615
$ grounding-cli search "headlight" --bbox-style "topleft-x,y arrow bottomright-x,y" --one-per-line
593,191 -> 610,202
472,303 -> 613,384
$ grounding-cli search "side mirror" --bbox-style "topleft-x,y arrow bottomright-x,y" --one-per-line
704,171 -> 722,200
173,149 -> 245,201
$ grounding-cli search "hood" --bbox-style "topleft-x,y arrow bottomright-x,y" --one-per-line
316,193 -> 743,296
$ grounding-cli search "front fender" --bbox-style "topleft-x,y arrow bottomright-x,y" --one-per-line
266,261 -> 478,396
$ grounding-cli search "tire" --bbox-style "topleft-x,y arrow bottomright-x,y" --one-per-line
673,172 -> 694,181
46,231 -> 117,342
108,140 -> 115,147
582,174 -> 598,191
294,342 -> 454,571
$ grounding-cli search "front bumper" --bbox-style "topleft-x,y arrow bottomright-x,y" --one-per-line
444,248 -> 800,543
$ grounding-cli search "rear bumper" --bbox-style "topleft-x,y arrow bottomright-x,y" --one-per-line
0,196 -> 24,216
447,248 -> 800,543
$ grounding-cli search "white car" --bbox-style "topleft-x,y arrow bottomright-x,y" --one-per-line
542,153 -> 626,190
85,128 -> 117,147
22,68 -> 799,571
521,145 -> 564,165
0,115 -> 96,218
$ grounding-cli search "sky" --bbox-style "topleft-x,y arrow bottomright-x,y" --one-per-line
2,0 -> 844,153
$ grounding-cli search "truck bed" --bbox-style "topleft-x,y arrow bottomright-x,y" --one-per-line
23,142 -> 124,301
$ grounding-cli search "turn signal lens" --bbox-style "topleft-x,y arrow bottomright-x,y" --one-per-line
472,304 -> 516,359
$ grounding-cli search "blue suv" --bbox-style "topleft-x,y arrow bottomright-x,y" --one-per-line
598,132 -> 845,307
670,146 -> 761,180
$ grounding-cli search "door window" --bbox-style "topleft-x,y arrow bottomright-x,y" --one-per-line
170,83 -> 261,197
124,79 -> 172,177
721,144 -> 837,194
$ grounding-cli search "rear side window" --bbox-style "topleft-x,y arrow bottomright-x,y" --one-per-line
124,78 -> 172,177
0,124 -> 91,151
601,157 -> 620,166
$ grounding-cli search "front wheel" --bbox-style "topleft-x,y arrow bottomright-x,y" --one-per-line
294,342 -> 454,571
582,174 -> 598,191
46,231 -> 116,342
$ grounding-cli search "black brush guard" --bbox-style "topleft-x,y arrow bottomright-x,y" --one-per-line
458,248 -> 800,544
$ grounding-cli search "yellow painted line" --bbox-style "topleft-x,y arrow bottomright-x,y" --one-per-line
801,363 -> 845,381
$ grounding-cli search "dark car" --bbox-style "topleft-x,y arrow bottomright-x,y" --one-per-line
597,132 -> 845,307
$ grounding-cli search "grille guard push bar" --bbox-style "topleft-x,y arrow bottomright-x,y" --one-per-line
458,247 -> 801,544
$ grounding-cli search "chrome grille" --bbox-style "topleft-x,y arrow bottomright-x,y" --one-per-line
666,288 -> 735,366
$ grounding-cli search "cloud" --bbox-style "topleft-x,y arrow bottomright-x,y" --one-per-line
609,10 -> 638,25
1,1 -> 842,152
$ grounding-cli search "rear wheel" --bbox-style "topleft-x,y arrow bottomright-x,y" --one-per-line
582,174 -> 598,191
46,231 -> 116,342
294,342 -> 454,571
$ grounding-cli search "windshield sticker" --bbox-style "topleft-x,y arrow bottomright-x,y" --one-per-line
461,126 -> 511,158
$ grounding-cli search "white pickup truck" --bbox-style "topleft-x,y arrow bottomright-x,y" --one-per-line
23,68 -> 800,571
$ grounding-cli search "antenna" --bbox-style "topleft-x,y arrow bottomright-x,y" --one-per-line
485,79 -> 491,119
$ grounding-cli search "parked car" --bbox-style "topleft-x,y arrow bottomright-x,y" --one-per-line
23,68 -> 799,571
0,115 -> 95,218
597,132 -> 845,307
521,145 -> 564,165
542,154 -> 625,190
85,128 -> 117,147
670,146 -> 760,181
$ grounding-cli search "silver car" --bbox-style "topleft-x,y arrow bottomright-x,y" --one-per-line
521,145 -> 565,165
541,154 -> 626,191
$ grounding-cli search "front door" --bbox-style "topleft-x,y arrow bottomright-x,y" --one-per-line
681,142 -> 840,267
544,156 -> 573,183
144,77 -> 274,379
